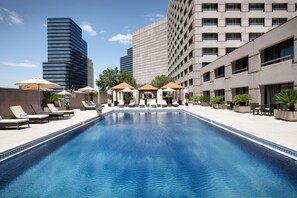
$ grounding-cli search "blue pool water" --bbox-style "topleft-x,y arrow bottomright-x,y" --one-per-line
0,111 -> 297,197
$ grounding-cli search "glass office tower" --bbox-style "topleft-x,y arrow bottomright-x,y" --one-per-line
43,18 -> 88,90
120,47 -> 133,75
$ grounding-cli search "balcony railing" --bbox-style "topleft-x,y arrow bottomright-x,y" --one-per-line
261,55 -> 291,67
232,67 -> 248,74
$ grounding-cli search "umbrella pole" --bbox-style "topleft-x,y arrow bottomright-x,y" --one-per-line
38,84 -> 41,108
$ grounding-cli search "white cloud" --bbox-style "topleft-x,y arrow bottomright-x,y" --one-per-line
145,13 -> 165,22
1,8 -> 23,25
41,23 -> 47,28
1,61 -> 37,68
0,14 -> 3,21
80,23 -> 97,36
109,34 -> 132,44
99,30 -> 106,35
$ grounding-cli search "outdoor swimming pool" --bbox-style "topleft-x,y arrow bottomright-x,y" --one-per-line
0,110 -> 297,197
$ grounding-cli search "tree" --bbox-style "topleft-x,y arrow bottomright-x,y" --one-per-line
96,68 -> 137,93
150,75 -> 174,89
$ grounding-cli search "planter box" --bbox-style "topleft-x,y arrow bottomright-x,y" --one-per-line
274,109 -> 297,122
200,102 -> 210,106
234,106 -> 251,113
212,104 -> 225,109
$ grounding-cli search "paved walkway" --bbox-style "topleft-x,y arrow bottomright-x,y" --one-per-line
0,105 -> 296,156
181,105 -> 297,151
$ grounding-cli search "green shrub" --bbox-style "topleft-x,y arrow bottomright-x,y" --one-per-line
199,95 -> 210,102
274,89 -> 297,111
210,96 -> 224,104
233,94 -> 252,106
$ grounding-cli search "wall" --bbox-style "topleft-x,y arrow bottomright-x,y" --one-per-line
0,88 -> 107,118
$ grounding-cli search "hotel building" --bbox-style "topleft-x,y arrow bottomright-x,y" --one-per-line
167,0 -> 297,95
132,18 -> 168,84
43,18 -> 88,90
200,16 -> 297,105
120,47 -> 133,75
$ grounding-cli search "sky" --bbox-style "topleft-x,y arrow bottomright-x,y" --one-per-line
0,0 -> 169,88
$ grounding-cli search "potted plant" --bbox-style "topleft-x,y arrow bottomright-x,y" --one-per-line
42,91 -> 61,108
199,95 -> 210,106
210,96 -> 225,109
274,89 -> 297,121
233,94 -> 252,113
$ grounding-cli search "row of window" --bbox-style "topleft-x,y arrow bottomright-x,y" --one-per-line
202,18 -> 287,26
202,32 -> 264,41
170,64 -> 193,81
202,38 -> 294,82
201,3 -> 293,12
202,88 -> 248,98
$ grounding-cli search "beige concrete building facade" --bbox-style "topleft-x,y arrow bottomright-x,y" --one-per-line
167,0 -> 297,95
87,58 -> 94,87
200,16 -> 297,104
132,18 -> 168,84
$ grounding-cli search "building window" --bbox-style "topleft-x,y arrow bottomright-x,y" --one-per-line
214,66 -> 225,79
202,33 -> 218,40
272,18 -> 287,26
226,18 -> 241,26
184,81 -> 188,87
203,91 -> 210,97
189,78 -> 193,86
226,3 -> 241,11
189,65 -> 193,72
272,3 -> 287,11
249,3 -> 264,11
296,3 -> 297,11
215,89 -> 225,97
232,56 -> 249,74
202,62 -> 210,67
235,87 -> 248,95
226,33 -> 241,41
184,69 -> 188,75
203,72 -> 210,82
249,18 -> 264,26
202,18 -> 218,26
249,33 -> 264,40
202,3 -> 218,11
202,48 -> 218,56
189,51 -> 193,59
226,47 -> 237,54
261,38 -> 294,67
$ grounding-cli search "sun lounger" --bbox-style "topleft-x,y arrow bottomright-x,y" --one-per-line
139,99 -> 145,108
47,104 -> 75,116
150,99 -> 157,108
82,101 -> 96,110
31,104 -> 64,119
118,100 -> 124,108
0,115 -> 30,129
172,100 -> 179,107
9,105 -> 49,122
161,100 -> 168,107
128,100 -> 135,107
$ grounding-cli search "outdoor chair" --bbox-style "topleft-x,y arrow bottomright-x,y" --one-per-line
0,115 -> 30,129
118,100 -> 125,108
31,104 -> 64,119
250,103 -> 260,115
263,104 -> 278,116
139,99 -> 145,108
9,105 -> 49,123
128,100 -> 135,107
47,104 -> 75,116
82,101 -> 96,110
150,99 -> 157,108
226,101 -> 234,110
161,100 -> 168,107
172,99 -> 179,107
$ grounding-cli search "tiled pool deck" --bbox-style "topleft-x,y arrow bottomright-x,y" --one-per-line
0,105 -> 296,159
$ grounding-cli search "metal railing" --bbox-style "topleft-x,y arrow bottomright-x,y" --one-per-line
261,55 -> 291,67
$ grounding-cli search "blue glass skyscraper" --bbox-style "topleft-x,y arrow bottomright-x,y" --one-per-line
120,48 -> 133,75
43,18 -> 88,90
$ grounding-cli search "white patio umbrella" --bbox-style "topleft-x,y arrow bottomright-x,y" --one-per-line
120,88 -> 134,92
57,90 -> 72,96
15,77 -> 60,107
78,86 -> 98,101
162,88 -> 176,92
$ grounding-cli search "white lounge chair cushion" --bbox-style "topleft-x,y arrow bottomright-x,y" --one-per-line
0,118 -> 29,124
20,113 -> 28,117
